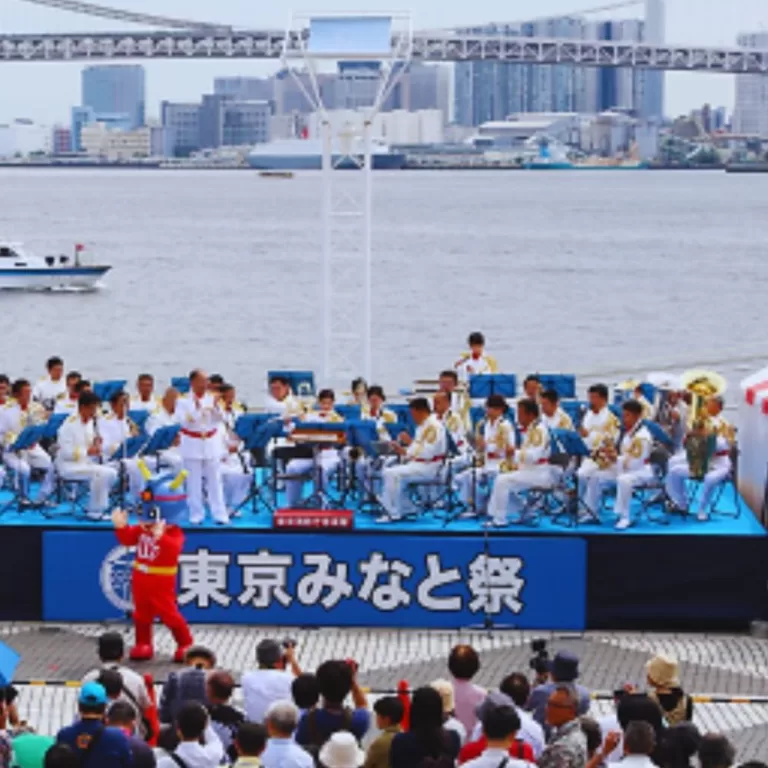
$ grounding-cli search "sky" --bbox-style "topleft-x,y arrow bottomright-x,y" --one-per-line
1,0 -> 767,125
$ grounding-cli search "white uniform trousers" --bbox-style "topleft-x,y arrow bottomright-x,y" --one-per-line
57,461 -> 118,516
285,451 -> 340,508
221,455 -> 252,512
382,461 -> 441,519
355,455 -> 397,495
107,458 -> 144,504
142,449 -> 184,477
4,446 -> 55,500
487,466 -> 554,524
665,457 -> 730,515
184,457 -> 228,524
453,464 -> 500,514
584,464 -> 655,522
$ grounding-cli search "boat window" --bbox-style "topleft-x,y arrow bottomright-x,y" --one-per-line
14,263 -> 27,268
0,247 -> 17,258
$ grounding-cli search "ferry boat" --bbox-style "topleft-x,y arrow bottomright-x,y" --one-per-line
247,138 -> 407,171
0,242 -> 111,291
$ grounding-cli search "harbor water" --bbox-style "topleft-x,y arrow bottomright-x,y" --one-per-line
1,168 -> 766,405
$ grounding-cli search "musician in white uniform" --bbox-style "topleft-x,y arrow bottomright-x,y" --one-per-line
454,332 -> 498,382
379,398 -> 447,522
453,395 -> 515,517
356,385 -> 398,491
144,388 -> 184,474
218,383 -> 251,514
130,373 -> 160,412
540,389 -> 574,432
56,391 -> 118,520
522,375 -> 543,403
264,376 -> 304,419
576,384 -> 620,513
32,356 -> 66,410
583,400 -> 654,530
487,399 -> 553,526
437,370 -> 470,430
53,371 -> 83,415
0,378 -> 55,503
665,396 -> 734,522
284,389 -> 344,508
633,385 -> 655,420
175,370 -> 228,525
433,391 -> 470,473
98,390 -> 144,507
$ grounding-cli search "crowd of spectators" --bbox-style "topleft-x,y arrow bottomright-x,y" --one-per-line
0,633 -> 764,768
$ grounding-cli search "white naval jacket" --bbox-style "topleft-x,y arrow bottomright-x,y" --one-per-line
541,407 -> 574,432
146,407 -> 178,436
708,414 -> 734,470
482,416 -> 515,469
130,394 -> 160,412
32,376 -> 66,404
57,415 -> 96,464
437,409 -> 468,454
618,422 -> 653,472
515,419 -> 551,467
174,392 -> 224,461
0,402 -> 46,448
54,397 -> 79,415
361,404 -> 398,440
98,414 -> 131,462
455,352 -> 497,380
406,415 -> 447,462
582,406 -> 620,451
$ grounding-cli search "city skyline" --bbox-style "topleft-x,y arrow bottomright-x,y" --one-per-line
0,0 -> 766,124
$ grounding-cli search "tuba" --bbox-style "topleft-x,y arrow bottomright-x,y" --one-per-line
685,418 -> 717,481
681,369 -> 727,428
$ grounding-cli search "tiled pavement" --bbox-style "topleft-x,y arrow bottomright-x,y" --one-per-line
3,623 -> 768,760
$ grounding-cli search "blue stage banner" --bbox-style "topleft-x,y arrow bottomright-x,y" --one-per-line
42,532 -> 586,630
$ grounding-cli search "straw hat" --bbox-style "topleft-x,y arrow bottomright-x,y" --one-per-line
318,732 -> 365,768
646,654 -> 680,689
430,678 -> 455,714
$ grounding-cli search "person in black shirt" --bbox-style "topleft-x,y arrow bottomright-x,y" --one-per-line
206,670 -> 244,763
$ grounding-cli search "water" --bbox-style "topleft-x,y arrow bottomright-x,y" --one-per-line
1,168 -> 767,404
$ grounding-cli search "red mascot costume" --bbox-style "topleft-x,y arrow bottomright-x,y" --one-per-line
111,471 -> 193,663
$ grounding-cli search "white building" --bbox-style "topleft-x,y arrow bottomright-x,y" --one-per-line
80,123 -> 163,159
307,109 -> 444,145
734,32 -> 768,137
0,119 -> 50,158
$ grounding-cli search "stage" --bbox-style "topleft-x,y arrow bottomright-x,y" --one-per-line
0,481 -> 766,633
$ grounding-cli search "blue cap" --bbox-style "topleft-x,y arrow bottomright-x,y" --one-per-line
79,681 -> 107,706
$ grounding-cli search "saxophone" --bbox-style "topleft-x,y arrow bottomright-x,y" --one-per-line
471,418 -> 486,467
592,432 -> 619,470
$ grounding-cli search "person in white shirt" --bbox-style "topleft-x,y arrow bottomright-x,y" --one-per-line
242,639 -> 302,724
540,390 -> 574,432
462,705 -> 534,768
261,701 -> 313,768
218,383 -> 251,515
454,331 -> 498,382
144,388 -> 184,475
174,369 -> 228,525
99,390 -> 144,507
53,372 -> 85,415
32,355 -> 66,410
616,721 -> 660,768
379,398 -> 447,523
130,373 -> 160,412
56,391 -> 118,520
0,378 -> 54,503
264,376 -> 303,419
156,701 -> 224,768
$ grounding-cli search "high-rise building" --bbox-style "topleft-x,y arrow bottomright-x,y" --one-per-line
81,65 -> 146,129
454,5 -> 665,126
734,32 -> 768,137
161,102 -> 202,157
214,76 -> 274,103
222,101 -> 271,147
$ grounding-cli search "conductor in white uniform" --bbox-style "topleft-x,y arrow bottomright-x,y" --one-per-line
174,369 -> 229,526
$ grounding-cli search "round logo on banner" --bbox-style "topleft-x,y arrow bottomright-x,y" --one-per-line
100,546 -> 135,612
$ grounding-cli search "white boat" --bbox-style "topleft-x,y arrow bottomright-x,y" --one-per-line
0,242 -> 111,291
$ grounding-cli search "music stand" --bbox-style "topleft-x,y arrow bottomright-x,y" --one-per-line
469,374 -> 517,401
347,420 -> 385,515
109,434 -> 149,509
237,416 -> 282,516
290,421 -> 348,510
0,425 -> 47,515
549,428 -> 594,527
93,380 -> 127,405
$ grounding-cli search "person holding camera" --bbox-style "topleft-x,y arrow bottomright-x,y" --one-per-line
526,651 -> 590,729
242,639 -> 302,724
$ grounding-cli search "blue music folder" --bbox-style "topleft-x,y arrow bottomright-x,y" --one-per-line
9,425 -> 46,452
550,429 -> 591,457
0,640 -> 20,686
347,420 -> 379,454
644,419 -> 673,449
144,425 -> 180,454
109,435 -> 147,462
43,413 -> 69,439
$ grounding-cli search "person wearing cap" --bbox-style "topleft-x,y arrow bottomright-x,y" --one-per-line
242,639 -> 301,724
430,679 -> 467,746
55,682 -> 132,767
318,732 -> 365,768
526,651 -> 590,729
645,655 -> 693,726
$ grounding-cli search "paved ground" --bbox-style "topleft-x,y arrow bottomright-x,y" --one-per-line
4,623 -> 768,760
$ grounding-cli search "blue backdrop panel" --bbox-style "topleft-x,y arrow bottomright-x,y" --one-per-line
43,532 -> 586,630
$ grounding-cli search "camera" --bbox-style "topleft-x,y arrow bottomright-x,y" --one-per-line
529,638 -> 549,677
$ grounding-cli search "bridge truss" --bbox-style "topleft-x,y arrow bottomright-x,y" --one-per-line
0,31 -> 767,73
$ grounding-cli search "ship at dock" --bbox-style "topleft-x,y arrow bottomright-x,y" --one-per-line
246,138 -> 407,171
